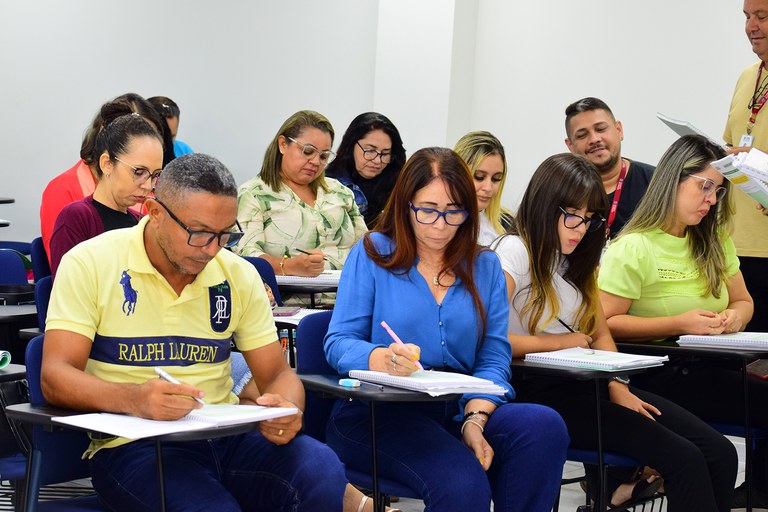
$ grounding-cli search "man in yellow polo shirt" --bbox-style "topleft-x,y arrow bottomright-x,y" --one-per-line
42,153 -> 346,511
724,0 -> 768,336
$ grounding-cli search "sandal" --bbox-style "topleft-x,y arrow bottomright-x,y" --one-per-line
608,477 -> 663,510
356,495 -> 402,512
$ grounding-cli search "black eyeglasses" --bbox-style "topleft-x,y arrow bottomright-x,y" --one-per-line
356,141 -> 392,164
155,198 -> 244,248
287,137 -> 336,165
409,203 -> 469,226
113,157 -> 162,186
558,207 -> 605,232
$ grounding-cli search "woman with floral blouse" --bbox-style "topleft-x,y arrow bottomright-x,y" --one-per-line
235,110 -> 368,277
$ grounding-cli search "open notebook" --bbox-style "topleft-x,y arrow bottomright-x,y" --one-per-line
52,404 -> 298,440
276,270 -> 341,287
678,332 -> 768,349
348,369 -> 508,397
524,347 -> 668,371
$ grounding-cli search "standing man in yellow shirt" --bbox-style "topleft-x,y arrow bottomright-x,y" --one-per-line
723,0 -> 768,334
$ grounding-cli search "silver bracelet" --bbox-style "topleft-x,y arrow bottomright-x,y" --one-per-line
461,418 -> 485,435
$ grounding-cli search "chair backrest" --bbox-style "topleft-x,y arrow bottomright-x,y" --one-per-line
294,311 -> 335,441
34,276 -> 52,331
30,237 -> 51,282
0,249 -> 28,285
25,335 -> 95,510
242,256 -> 283,306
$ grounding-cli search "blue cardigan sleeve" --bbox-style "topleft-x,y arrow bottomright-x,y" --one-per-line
324,239 -> 380,374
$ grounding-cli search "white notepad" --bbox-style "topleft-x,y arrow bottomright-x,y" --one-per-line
348,369 -> 508,397
656,112 -> 723,147
53,404 -> 298,440
524,347 -> 668,372
678,332 -> 768,349
712,152 -> 768,208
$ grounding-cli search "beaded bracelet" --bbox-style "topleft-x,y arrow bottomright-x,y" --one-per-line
279,255 -> 288,276
460,418 -> 485,435
463,410 -> 490,422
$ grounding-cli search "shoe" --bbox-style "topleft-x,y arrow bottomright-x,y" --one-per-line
731,481 -> 768,511
608,477 -> 663,510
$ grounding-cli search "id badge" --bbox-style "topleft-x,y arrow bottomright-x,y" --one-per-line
740,134 -> 754,147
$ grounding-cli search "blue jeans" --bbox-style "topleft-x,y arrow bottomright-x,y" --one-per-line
90,432 -> 346,512
326,399 -> 568,512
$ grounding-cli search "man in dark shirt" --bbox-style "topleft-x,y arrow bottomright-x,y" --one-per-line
564,97 -> 654,239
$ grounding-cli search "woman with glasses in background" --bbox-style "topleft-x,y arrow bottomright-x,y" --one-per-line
324,147 -> 569,512
599,135 -> 764,507
454,131 -> 513,246
325,112 -> 406,229
49,103 -> 164,279
235,110 -> 367,278
493,152 -> 736,511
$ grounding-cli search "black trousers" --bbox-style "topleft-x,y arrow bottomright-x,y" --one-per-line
741,256 -> 768,332
513,375 -> 737,512
634,359 -> 768,492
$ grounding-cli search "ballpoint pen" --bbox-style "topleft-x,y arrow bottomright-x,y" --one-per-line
294,248 -> 329,261
153,367 -> 205,405
380,321 -> 424,370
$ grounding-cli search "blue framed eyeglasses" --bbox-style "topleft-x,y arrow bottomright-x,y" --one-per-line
409,203 -> 469,226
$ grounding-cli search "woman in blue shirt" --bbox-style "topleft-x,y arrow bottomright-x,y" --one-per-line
324,147 -> 568,512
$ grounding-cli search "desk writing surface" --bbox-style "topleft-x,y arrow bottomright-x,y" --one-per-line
0,305 -> 37,323
616,340 -> 768,361
300,374 -> 461,403
0,363 -> 25,382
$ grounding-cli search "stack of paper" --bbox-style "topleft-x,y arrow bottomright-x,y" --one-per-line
348,369 -> 508,397
524,347 -> 668,371
712,150 -> 768,208
52,404 -> 298,440
678,332 -> 768,349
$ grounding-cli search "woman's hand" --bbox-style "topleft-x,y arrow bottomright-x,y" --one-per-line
548,332 -> 593,351
287,251 -> 325,277
608,382 -> 661,421
675,309 -> 726,335
368,344 -> 421,376
719,309 -> 744,333
461,421 -> 494,471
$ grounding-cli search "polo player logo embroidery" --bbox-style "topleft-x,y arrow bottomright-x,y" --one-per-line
120,270 -> 138,316
209,281 -> 231,332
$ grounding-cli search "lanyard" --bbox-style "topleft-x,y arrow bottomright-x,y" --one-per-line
748,62 -> 768,135
605,159 -> 628,238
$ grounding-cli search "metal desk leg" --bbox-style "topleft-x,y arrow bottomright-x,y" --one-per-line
594,378 -> 605,512
368,402 -> 384,512
743,361 -> 753,512
155,440 -> 167,512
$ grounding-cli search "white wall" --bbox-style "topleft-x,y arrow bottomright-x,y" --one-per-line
472,1 -> 757,207
0,0 -> 760,242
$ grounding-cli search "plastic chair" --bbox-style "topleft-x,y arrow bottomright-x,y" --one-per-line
242,256 -> 283,306
293,312 -> 419,502
24,335 -> 104,511
0,242 -> 31,257
29,238 -> 51,283
34,276 -> 52,331
0,250 -> 28,285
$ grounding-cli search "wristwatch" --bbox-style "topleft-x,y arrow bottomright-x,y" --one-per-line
611,375 -> 631,386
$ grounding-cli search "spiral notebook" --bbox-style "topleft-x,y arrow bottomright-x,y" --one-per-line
348,369 -> 508,397
52,404 -> 298,440
276,270 -> 341,287
678,332 -> 768,349
524,347 -> 668,371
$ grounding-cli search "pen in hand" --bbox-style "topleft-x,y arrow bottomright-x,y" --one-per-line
294,248 -> 329,261
153,367 -> 205,405
556,317 -> 594,353
380,321 -> 424,370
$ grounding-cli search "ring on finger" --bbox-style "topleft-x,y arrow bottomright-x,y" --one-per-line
391,354 -> 397,371
278,429 -> 284,436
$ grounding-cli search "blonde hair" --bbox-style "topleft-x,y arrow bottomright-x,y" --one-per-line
454,131 -> 511,235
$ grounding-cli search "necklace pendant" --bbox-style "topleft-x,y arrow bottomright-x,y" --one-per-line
433,275 -> 439,286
